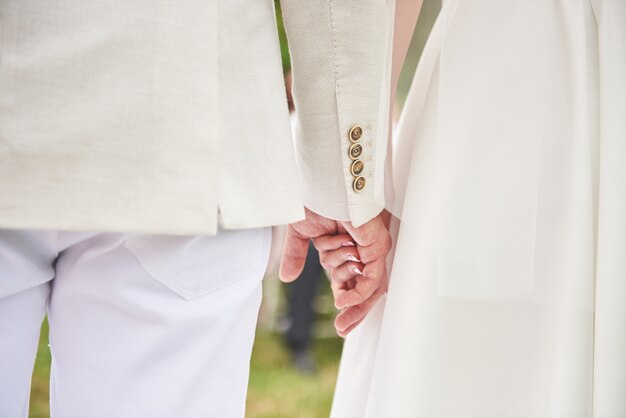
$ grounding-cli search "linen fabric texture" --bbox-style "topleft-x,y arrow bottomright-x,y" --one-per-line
0,0 -> 389,235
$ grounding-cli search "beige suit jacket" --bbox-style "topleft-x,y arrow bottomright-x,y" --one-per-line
0,0 -> 388,234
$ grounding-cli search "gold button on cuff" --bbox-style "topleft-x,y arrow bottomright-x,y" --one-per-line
349,143 -> 363,160
350,160 -> 365,176
353,176 -> 366,192
349,125 -> 363,142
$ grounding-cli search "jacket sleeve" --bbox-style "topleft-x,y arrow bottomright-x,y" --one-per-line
280,0 -> 390,226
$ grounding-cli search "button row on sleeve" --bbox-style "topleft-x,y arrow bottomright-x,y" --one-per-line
348,125 -> 366,193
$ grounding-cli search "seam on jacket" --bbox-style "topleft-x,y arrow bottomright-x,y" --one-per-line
328,0 -> 352,218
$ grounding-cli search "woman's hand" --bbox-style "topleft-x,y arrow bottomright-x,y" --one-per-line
314,214 -> 392,337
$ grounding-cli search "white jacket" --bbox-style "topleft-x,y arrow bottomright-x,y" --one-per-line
0,0 -> 388,234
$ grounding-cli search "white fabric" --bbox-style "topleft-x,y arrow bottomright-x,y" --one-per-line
333,0 -> 625,416
0,228 -> 270,418
374,0 -> 397,217
282,0 -> 390,226
0,0 -> 389,234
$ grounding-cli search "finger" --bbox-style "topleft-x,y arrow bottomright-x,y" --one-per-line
341,214 -> 385,246
329,261 -> 365,284
334,258 -> 386,309
334,276 -> 378,309
335,288 -> 385,336
362,257 -> 388,291
330,277 -> 356,306
337,317 -> 365,338
318,246 -> 361,270
279,225 -> 310,282
342,216 -> 392,264
313,234 -> 355,251
298,208 -> 339,238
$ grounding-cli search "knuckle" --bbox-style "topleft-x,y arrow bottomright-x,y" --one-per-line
360,253 -> 375,265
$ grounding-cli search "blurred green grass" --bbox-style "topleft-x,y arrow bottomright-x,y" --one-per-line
29,319 -> 343,418
29,321 -> 51,418
247,331 -> 343,418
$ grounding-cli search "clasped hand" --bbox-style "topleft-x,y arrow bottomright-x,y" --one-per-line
280,209 -> 392,337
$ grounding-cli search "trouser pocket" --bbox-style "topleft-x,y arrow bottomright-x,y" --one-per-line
124,227 -> 271,300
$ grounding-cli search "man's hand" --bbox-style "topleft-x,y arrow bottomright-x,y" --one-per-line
279,208 -> 339,282
279,208 -> 392,337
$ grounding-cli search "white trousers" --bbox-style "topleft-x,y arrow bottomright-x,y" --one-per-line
0,227 -> 271,418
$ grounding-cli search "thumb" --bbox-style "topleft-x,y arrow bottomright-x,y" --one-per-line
279,225 -> 310,282
342,215 -> 391,264
342,215 -> 384,247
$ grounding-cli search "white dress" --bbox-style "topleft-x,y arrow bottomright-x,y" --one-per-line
331,0 -> 626,417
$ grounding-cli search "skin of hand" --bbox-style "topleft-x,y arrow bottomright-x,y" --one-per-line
279,208 -> 392,337
315,211 -> 392,337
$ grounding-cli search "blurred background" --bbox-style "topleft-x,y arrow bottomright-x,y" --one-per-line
28,1 -> 441,417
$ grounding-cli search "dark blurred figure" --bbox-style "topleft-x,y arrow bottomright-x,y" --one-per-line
284,242 -> 324,375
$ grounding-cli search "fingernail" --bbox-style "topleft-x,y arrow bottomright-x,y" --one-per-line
353,267 -> 363,275
342,241 -> 356,247
347,255 -> 361,263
